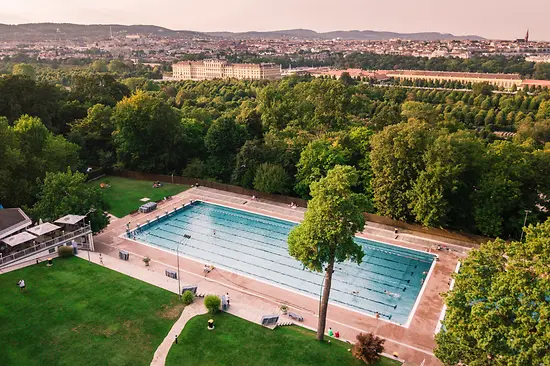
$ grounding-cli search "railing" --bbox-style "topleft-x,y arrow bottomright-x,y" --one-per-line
0,225 -> 92,267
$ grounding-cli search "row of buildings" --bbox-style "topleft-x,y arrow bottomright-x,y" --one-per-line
171,59 -> 281,81
285,67 -> 550,90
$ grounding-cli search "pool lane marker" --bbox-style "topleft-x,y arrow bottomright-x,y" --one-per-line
146,228 -> 399,313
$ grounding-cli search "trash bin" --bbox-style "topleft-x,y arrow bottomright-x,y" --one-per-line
208,319 -> 215,330
47,258 -> 53,266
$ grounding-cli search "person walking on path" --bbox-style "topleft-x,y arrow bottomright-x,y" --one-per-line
99,254 -> 104,265
226,293 -> 230,306
18,279 -> 26,292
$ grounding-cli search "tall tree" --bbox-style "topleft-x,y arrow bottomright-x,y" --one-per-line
204,116 -> 245,181
435,219 -> 550,365
288,165 -> 366,341
30,169 -> 109,233
0,75 -> 63,130
472,141 -> 537,237
68,104 -> 115,167
253,163 -> 289,194
370,121 -> 432,220
12,63 -> 36,80
70,74 -> 129,107
112,91 -> 185,173
295,138 -> 347,199
408,131 -> 485,229
9,115 -> 80,207
231,140 -> 266,188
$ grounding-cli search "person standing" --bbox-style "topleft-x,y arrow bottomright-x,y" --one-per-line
226,293 -> 230,306
328,327 -> 334,337
18,279 -> 26,292
71,240 -> 78,255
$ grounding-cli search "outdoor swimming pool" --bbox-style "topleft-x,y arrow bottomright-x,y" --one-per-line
129,201 -> 435,325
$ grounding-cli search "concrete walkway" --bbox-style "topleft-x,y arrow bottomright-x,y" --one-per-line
150,298 -> 207,366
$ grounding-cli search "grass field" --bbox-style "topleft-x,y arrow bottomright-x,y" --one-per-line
88,175 -> 190,218
166,312 -> 401,366
0,257 -> 182,366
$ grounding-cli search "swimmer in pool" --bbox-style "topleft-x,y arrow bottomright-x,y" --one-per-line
384,290 -> 401,298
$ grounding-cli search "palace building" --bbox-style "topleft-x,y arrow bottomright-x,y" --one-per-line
172,59 -> 281,81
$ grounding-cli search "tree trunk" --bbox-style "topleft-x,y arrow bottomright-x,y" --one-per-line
316,260 -> 334,341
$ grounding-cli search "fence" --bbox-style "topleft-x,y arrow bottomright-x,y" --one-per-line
111,170 -> 490,246
0,225 -> 92,267
86,168 -> 107,181
111,170 -> 309,208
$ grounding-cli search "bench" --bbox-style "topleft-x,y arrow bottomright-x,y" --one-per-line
288,312 -> 303,322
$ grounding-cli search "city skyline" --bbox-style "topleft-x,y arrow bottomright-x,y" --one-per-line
0,0 -> 548,41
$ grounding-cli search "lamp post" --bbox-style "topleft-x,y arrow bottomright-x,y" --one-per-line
520,210 -> 531,242
177,234 -> 192,299
84,207 -> 96,262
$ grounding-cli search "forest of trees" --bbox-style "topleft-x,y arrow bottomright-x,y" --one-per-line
1,64 -> 550,239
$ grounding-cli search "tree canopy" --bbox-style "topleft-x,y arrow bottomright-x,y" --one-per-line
30,169 -> 109,233
435,219 -> 550,365
288,165 -> 366,340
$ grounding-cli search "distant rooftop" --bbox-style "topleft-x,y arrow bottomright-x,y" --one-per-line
387,70 -> 522,80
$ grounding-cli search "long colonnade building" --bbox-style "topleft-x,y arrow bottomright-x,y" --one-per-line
386,70 -> 523,89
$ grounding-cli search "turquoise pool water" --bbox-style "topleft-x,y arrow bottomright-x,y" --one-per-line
130,201 -> 435,325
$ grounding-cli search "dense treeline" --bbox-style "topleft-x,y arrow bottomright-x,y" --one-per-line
1,70 -> 550,238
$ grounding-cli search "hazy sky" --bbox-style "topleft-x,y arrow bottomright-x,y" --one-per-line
1,0 -> 547,40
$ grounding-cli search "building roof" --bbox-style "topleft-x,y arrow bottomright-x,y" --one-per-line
387,70 -> 522,80
0,208 -> 32,240
54,215 -> 86,225
26,222 -> 61,236
2,231 -> 36,247
521,79 -> 550,87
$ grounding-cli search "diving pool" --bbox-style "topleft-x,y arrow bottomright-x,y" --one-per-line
129,201 -> 435,325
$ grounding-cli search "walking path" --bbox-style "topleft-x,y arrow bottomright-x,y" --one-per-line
150,298 -> 207,366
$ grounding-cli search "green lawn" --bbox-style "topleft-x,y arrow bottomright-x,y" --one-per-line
88,175 -> 190,218
0,257 -> 183,366
166,312 -> 401,366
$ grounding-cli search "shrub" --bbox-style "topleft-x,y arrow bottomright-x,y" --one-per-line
58,245 -> 74,258
352,332 -> 385,364
182,290 -> 194,305
204,295 -> 221,313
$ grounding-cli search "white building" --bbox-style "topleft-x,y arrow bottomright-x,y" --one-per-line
172,59 -> 281,81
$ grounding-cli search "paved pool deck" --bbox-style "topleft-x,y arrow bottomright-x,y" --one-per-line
93,187 -> 465,366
